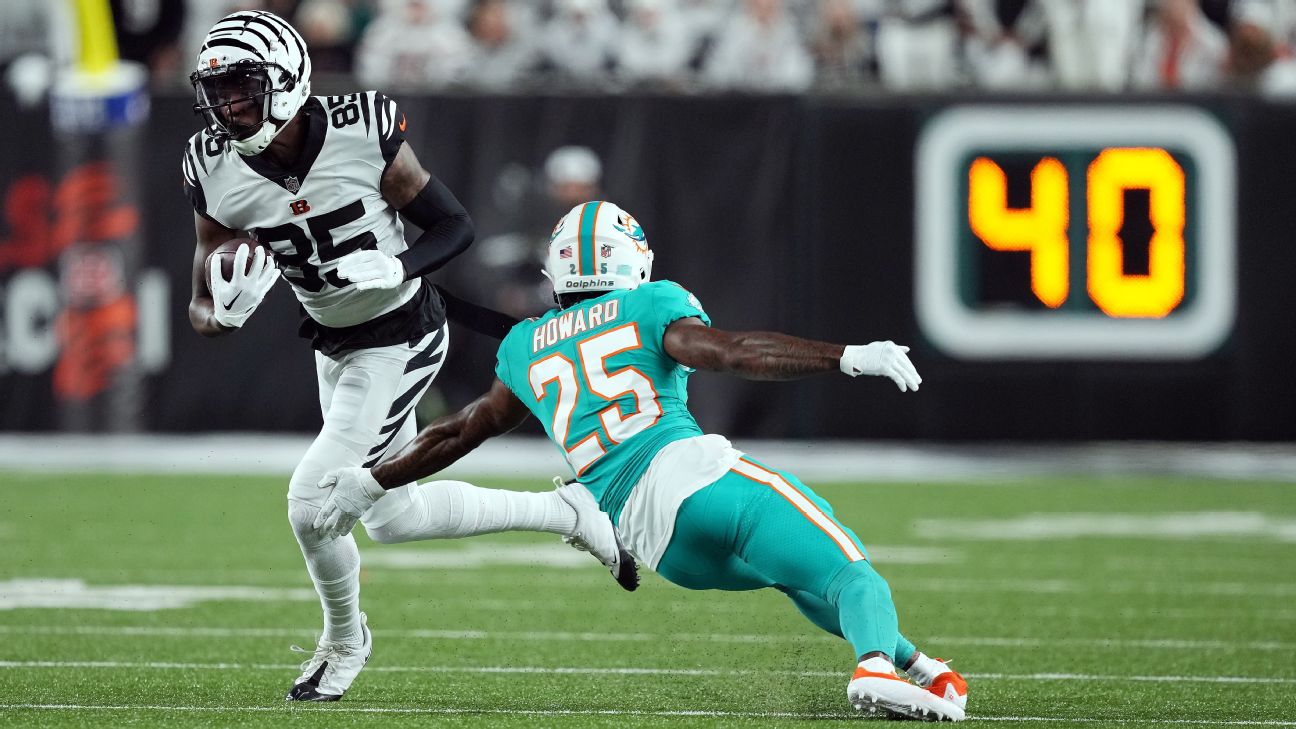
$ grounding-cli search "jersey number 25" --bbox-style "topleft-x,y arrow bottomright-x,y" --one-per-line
528,323 -> 662,476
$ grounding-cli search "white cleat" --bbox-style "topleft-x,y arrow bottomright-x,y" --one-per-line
553,478 -> 639,591
848,655 -> 965,722
285,612 -> 372,701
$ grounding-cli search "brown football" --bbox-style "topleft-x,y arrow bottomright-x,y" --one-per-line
207,237 -> 265,287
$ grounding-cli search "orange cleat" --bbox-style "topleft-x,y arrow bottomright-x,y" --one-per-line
847,656 -> 965,722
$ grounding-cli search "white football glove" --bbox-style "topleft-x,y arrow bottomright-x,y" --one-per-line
209,244 -> 278,329
841,341 -> 922,392
314,467 -> 387,540
334,249 -> 405,291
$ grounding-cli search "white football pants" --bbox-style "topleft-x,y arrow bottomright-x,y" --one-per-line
283,324 -> 576,645
286,324 -> 448,645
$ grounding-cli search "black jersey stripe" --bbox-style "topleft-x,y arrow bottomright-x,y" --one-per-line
376,94 -> 389,138
181,152 -> 198,187
190,135 -> 208,174
379,96 -> 394,139
360,91 -> 372,135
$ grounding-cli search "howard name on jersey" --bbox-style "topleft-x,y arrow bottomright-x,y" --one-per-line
182,90 -> 415,329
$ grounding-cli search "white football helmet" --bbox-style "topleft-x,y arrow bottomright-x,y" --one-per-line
543,201 -> 654,296
190,11 -> 312,156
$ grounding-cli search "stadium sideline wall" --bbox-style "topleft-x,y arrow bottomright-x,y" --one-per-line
1,92 -> 1291,440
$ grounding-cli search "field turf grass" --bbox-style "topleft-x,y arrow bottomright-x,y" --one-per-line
1,471 -> 1293,727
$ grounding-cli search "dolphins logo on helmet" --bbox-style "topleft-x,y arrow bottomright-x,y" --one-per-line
612,212 -> 646,250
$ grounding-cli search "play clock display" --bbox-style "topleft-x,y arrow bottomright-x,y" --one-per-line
915,106 -> 1236,360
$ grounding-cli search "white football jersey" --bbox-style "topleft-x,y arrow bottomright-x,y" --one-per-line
182,91 -> 416,329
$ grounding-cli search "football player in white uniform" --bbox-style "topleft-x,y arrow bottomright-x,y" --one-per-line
182,11 -> 635,703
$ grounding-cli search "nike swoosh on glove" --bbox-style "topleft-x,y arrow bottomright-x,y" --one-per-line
210,244 -> 278,329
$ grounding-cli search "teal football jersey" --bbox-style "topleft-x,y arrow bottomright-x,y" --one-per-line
495,281 -> 711,523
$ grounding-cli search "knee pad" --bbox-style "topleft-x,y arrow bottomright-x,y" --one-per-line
288,499 -> 327,549
287,434 -> 366,506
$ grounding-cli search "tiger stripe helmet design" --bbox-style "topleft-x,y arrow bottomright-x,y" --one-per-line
190,10 -> 312,155
544,201 -> 654,295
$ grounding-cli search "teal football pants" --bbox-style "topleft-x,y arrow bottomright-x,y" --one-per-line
656,456 -> 916,665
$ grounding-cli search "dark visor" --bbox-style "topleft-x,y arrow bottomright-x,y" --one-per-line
191,63 -> 274,142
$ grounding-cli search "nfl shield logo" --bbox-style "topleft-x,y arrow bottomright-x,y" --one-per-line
284,176 -> 300,194
600,244 -> 612,258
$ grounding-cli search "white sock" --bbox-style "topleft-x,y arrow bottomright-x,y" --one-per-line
290,501 -> 363,646
858,655 -> 897,674
312,551 -> 362,646
904,652 -> 947,687
367,480 -> 577,544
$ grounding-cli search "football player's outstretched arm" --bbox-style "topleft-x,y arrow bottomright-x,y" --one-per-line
663,317 -> 922,392
313,379 -> 530,539
373,378 -> 531,488
335,142 -> 475,291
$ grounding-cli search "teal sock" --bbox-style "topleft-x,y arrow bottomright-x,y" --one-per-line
895,634 -> 917,669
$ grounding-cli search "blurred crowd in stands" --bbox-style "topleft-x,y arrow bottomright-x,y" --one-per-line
4,0 -> 1296,99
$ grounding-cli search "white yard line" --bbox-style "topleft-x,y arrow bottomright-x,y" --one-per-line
4,434 -> 1296,482
0,703 -> 1291,725
0,624 -> 1289,651
1,661 -> 1292,686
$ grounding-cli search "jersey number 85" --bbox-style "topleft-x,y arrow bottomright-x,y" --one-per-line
254,199 -> 377,292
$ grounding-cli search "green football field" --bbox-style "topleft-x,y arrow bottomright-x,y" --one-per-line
2,471 -> 1293,728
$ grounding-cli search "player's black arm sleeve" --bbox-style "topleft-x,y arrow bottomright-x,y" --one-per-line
435,285 -> 521,340
395,175 -> 475,280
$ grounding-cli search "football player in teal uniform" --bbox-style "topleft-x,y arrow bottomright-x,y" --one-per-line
316,201 -> 968,720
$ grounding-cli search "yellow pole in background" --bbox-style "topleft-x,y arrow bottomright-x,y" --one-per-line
72,0 -> 120,75
48,0 -> 158,432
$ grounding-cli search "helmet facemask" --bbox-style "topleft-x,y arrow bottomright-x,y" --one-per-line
191,63 -> 279,146
191,11 -> 312,156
